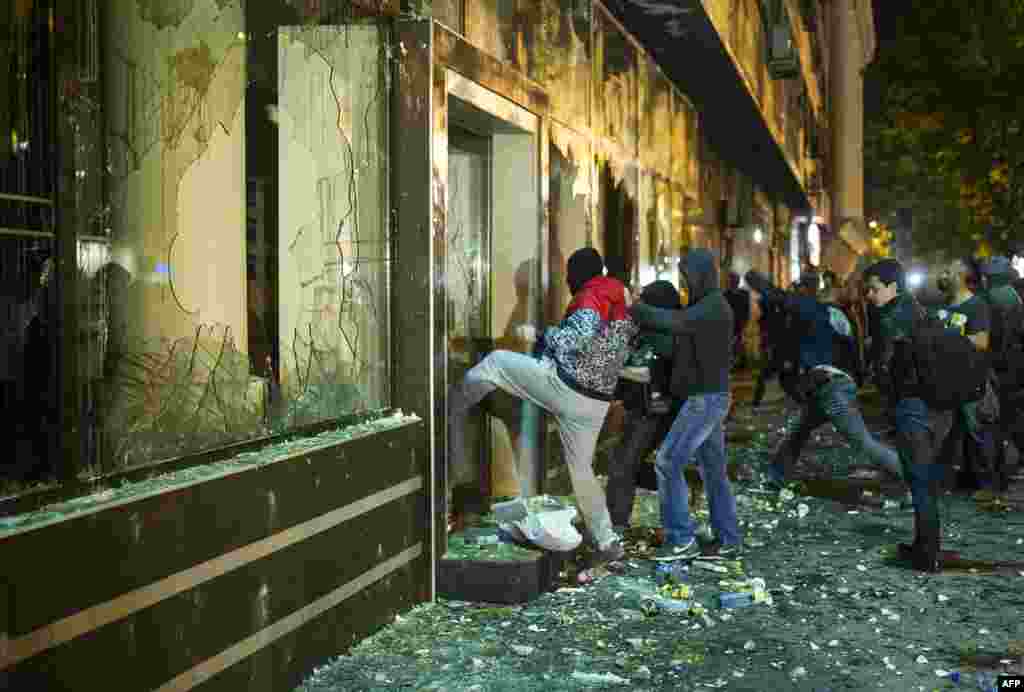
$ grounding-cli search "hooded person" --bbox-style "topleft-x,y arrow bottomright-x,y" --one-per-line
629,249 -> 742,561
448,247 -> 637,576
606,280 -> 681,531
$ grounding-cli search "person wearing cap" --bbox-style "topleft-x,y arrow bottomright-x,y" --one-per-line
744,268 -> 902,488
448,247 -> 637,571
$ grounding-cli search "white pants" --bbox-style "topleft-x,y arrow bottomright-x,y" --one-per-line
448,350 -> 616,549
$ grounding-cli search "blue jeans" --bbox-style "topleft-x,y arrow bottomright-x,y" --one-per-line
890,397 -> 946,519
769,374 -> 901,483
655,393 -> 738,546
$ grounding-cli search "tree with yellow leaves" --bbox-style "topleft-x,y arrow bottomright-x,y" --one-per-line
865,0 -> 1024,258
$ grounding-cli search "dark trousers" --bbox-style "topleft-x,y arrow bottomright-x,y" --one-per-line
752,361 -> 777,406
938,400 -> 998,490
753,358 -> 801,406
891,397 -> 953,571
995,387 -> 1024,486
606,407 -> 676,527
769,373 -> 901,482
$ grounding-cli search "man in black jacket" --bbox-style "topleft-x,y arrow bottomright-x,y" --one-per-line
724,272 -> 751,371
606,281 -> 682,531
630,249 -> 740,561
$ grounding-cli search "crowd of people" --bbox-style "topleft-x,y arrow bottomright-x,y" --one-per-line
448,245 -> 1024,578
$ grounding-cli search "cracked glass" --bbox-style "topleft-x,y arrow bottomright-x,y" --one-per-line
62,1 -> 393,475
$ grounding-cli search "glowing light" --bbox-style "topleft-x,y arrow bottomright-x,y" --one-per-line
869,220 -> 878,229
907,271 -> 925,289
753,227 -> 764,244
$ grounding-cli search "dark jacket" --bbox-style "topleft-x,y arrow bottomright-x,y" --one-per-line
724,287 -> 751,335
539,275 -> 638,401
985,276 -> 1023,310
629,249 -> 733,397
745,271 -> 855,375
870,291 -> 921,398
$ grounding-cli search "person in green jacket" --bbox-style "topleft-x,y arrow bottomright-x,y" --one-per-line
979,256 -> 1024,490
863,259 -> 949,572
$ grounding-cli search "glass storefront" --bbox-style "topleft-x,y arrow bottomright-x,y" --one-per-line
0,1 -> 393,486
0,0 -> 810,495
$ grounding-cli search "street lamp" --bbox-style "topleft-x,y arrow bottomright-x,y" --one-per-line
868,220 -> 878,229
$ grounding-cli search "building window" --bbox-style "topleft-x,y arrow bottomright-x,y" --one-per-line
75,4 -> 392,472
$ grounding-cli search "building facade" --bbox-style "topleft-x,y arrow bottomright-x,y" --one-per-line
0,0 -> 871,689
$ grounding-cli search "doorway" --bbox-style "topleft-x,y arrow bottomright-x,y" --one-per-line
443,72 -> 542,519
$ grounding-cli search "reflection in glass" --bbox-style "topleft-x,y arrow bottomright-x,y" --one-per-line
0,235 -> 57,481
85,5 -> 391,471
0,0 -> 54,230
447,126 -> 491,497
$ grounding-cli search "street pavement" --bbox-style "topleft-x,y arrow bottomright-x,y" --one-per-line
296,375 -> 1024,692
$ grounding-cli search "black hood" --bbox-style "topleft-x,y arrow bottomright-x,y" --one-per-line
679,249 -> 719,302
567,247 -> 604,295
640,280 -> 681,309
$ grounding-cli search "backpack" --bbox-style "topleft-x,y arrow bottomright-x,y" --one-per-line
896,301 -> 989,410
989,301 -> 1024,391
825,302 -> 863,384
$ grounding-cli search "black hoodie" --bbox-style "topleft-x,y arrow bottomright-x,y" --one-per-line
629,249 -> 733,396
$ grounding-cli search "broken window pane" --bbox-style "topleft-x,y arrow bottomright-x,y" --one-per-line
69,4 -> 393,473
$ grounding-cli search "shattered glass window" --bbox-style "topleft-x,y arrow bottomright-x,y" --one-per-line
64,2 -> 393,474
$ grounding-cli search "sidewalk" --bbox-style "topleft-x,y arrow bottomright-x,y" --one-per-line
296,376 -> 1024,692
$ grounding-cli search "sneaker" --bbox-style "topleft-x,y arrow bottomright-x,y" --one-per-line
594,539 -> 625,564
651,539 -> 700,562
